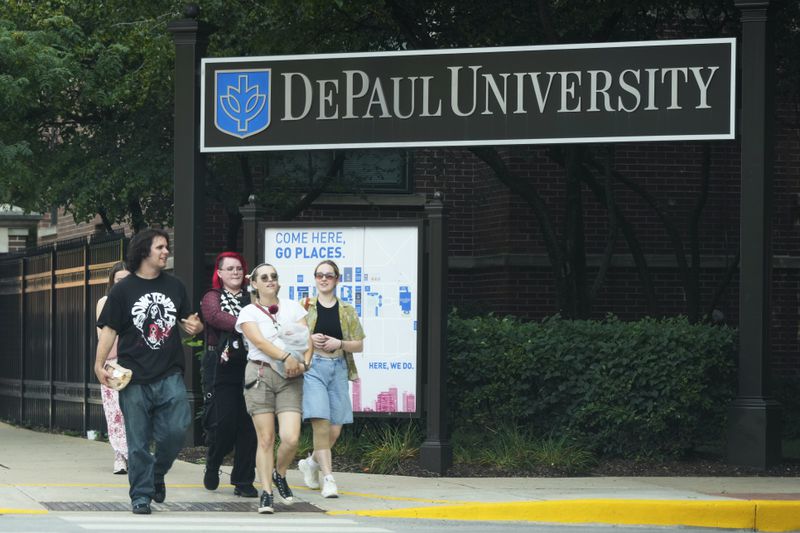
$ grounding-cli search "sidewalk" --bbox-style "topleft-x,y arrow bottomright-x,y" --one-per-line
1,421 -> 799,531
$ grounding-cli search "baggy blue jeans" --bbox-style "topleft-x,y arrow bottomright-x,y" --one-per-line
119,372 -> 191,506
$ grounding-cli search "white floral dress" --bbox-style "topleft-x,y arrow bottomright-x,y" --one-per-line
101,338 -> 128,473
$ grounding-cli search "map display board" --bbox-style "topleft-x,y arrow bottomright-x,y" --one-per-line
264,224 -> 421,416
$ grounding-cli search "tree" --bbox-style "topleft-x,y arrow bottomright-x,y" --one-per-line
0,1 -> 403,243
0,1 -> 182,232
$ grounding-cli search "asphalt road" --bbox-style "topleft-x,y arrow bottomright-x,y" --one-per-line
0,512 -> 756,533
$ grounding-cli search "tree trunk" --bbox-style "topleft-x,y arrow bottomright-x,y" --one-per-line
579,166 -> 659,316
97,207 -> 115,234
564,146 -> 588,317
279,151 -> 346,220
128,199 -> 146,233
586,157 -> 689,318
688,145 -> 712,322
469,146 -> 571,313
589,146 -> 619,303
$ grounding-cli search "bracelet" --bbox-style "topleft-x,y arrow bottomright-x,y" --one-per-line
340,339 -> 344,350
281,352 -> 290,362
303,361 -> 310,370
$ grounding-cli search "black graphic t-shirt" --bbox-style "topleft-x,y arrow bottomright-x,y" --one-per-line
98,272 -> 193,384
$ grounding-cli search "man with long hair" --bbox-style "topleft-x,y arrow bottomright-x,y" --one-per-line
95,228 -> 203,515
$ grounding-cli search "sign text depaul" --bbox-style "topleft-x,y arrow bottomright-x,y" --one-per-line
201,39 -> 735,152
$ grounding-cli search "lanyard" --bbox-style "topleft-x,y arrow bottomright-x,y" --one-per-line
254,303 -> 279,325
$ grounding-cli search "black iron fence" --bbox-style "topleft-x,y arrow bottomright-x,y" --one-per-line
0,233 -> 126,436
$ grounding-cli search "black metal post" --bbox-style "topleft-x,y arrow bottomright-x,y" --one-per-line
420,192 -> 452,474
729,0 -> 781,469
19,256 -> 25,423
49,247 -> 56,430
167,5 -> 213,445
82,239 -> 90,435
240,195 -> 266,271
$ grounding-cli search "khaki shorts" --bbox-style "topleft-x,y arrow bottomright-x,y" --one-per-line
243,360 -> 303,416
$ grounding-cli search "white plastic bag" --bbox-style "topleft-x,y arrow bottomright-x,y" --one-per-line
278,322 -> 309,359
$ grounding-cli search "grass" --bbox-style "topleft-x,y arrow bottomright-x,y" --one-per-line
475,425 -> 539,470
360,421 -> 421,474
532,434 -> 595,473
291,419 -> 422,474
294,421 -> 596,475
454,424 -> 595,475
292,422 -> 373,462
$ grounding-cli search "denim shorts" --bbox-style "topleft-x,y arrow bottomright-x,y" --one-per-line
302,355 -> 353,425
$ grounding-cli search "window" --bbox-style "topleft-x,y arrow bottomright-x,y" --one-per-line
266,149 -> 411,194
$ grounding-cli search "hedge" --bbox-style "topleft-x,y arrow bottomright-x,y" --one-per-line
447,312 -> 737,457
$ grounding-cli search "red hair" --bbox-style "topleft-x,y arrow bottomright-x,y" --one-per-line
212,251 -> 249,290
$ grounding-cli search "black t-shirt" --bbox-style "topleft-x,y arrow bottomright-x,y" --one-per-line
314,300 -> 343,340
97,272 -> 193,384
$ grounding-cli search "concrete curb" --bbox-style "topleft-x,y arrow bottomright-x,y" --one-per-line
331,498 -> 800,532
0,508 -> 48,515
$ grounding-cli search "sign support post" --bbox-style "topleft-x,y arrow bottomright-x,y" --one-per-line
168,6 -> 213,445
728,0 -> 782,469
241,195 -> 266,272
420,192 -> 452,474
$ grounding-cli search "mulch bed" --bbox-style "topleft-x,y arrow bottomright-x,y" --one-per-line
177,446 -> 800,477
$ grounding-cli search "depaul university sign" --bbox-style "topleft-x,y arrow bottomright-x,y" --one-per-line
200,38 -> 735,152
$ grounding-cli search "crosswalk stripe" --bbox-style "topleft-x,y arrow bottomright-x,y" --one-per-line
61,517 -> 358,524
74,526 -> 390,532
59,515 -> 392,532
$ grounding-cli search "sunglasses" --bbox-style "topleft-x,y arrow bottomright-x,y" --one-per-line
220,266 -> 243,272
314,272 -> 337,280
257,273 -> 279,281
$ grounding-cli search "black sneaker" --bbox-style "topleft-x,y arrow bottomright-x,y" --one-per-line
234,484 -> 258,498
132,502 -> 151,515
203,465 -> 220,490
258,491 -> 274,514
272,469 -> 294,504
153,482 -> 166,503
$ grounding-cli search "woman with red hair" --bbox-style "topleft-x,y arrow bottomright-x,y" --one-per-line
200,252 -> 258,498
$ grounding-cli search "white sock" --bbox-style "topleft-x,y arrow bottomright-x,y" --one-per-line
307,455 -> 318,468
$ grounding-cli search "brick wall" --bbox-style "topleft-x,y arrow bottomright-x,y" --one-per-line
37,210 -> 129,245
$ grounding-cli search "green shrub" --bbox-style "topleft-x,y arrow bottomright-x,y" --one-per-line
447,312 -> 737,457
774,375 -> 800,439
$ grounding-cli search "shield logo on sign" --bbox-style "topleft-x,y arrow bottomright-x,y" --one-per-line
215,69 -> 271,139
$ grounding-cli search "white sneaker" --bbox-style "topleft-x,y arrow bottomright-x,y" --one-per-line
298,457 -> 320,490
113,456 -> 127,475
321,474 -> 338,498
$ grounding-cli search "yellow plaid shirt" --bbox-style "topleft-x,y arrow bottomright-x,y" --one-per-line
303,296 -> 365,381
